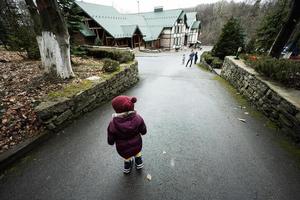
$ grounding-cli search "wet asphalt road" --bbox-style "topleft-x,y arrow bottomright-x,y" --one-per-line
1,48 -> 300,200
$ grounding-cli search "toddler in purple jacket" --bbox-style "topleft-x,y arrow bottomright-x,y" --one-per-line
107,95 -> 147,174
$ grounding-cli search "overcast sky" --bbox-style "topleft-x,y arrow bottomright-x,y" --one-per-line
82,0 -> 242,13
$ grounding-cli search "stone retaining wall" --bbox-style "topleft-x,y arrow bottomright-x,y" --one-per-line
221,56 -> 300,141
35,61 -> 139,131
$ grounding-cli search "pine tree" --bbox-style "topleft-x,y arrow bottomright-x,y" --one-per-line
212,17 -> 245,59
58,0 -> 83,44
255,0 -> 289,52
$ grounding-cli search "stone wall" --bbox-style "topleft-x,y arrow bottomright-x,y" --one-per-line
221,56 -> 300,141
35,61 -> 139,131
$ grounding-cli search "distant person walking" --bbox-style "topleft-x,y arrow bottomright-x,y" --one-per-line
182,54 -> 186,65
185,50 -> 195,67
194,52 -> 198,64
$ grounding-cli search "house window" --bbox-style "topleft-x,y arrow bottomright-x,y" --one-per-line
174,37 -> 178,46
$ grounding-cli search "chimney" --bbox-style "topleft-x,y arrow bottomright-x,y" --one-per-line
154,6 -> 163,12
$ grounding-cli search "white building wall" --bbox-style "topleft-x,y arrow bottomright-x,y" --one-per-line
155,14 -> 200,49
187,28 -> 199,45
160,28 -> 172,48
171,21 -> 185,49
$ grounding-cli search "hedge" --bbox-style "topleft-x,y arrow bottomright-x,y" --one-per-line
211,57 -> 223,69
202,51 -> 223,68
102,58 -> 120,73
86,48 -> 134,63
202,51 -> 214,65
250,57 -> 300,89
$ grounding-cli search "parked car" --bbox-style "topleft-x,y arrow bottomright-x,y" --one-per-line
281,43 -> 299,59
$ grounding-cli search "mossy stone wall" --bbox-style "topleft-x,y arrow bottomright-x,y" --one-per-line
221,57 -> 300,142
35,61 -> 139,131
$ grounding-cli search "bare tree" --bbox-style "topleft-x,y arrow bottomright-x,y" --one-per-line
26,0 -> 74,78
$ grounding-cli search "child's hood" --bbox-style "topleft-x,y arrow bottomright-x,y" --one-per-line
112,113 -> 142,134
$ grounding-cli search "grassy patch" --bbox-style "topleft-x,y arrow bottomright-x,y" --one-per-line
46,63 -> 131,100
277,137 -> 300,168
48,79 -> 94,100
213,75 -> 300,166
212,76 -> 275,123
101,65 -> 123,79
265,120 -> 279,130
197,63 -> 210,72
20,155 -> 36,164
213,76 -> 280,130
213,76 -> 249,106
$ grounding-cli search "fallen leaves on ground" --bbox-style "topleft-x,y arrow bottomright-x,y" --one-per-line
0,51 -> 104,153
71,56 -> 103,79
0,50 -> 26,63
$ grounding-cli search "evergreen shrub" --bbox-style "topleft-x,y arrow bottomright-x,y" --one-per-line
202,51 -> 214,64
250,57 -> 300,89
86,48 -> 134,63
211,57 -> 223,69
102,58 -> 120,73
202,51 -> 224,68
212,17 -> 245,60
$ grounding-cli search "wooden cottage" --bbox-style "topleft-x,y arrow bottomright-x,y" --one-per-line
74,1 -> 201,49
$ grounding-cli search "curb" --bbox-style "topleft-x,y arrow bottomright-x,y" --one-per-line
0,131 -> 51,173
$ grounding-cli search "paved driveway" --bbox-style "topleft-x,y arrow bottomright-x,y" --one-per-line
1,48 -> 300,200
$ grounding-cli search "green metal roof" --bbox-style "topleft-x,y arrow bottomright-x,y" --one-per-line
186,12 -> 197,28
75,1 -> 192,41
79,23 -> 96,37
125,14 -> 154,41
191,21 -> 201,30
121,25 -> 139,37
131,10 -> 184,41
140,9 -> 183,27
76,1 -> 131,38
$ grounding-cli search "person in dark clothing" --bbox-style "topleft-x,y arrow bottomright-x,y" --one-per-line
194,52 -> 198,64
185,50 -> 195,67
107,95 -> 147,174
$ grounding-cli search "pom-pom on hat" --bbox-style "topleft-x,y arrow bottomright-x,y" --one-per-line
112,95 -> 137,113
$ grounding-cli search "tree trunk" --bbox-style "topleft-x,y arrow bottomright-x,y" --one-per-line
269,0 -> 300,58
26,0 -> 74,78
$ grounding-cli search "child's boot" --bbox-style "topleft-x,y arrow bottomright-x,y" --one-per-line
123,158 -> 133,174
135,155 -> 144,169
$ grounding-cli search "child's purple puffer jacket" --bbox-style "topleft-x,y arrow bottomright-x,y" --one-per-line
107,112 -> 147,159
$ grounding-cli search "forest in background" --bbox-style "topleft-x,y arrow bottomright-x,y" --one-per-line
185,0 -> 290,45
